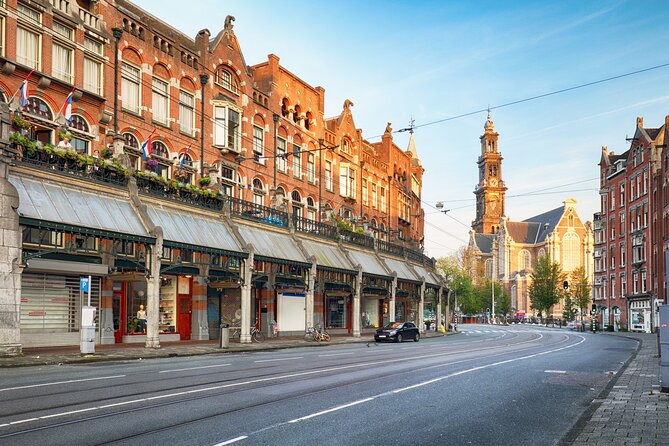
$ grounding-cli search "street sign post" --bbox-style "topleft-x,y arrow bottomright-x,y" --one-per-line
80,275 -> 95,354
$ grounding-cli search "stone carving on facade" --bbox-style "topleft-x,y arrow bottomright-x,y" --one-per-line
385,122 -> 392,134
224,15 -> 235,32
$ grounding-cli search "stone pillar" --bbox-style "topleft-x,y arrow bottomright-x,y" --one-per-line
305,260 -> 316,330
352,266 -> 362,337
191,275 -> 209,340
240,249 -> 254,344
0,102 -> 22,356
389,274 -> 397,323
145,230 -> 163,348
445,288 -> 451,331
112,133 -> 132,170
418,280 -> 425,334
99,276 -> 115,344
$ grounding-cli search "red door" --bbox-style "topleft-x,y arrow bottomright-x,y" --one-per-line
112,284 -> 126,343
178,296 -> 192,340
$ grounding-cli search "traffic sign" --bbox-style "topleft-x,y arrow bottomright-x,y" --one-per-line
80,277 -> 90,293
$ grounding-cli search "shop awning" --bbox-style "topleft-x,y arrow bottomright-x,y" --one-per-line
382,257 -> 421,283
9,174 -> 150,239
299,238 -> 355,272
346,250 -> 390,278
412,264 -> 443,287
236,225 -> 308,265
147,204 -> 242,255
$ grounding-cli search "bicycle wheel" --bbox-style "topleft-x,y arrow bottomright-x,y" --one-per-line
314,332 -> 322,343
322,332 -> 330,342
253,330 -> 265,342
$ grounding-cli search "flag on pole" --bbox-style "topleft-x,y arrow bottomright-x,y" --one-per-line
178,145 -> 191,169
60,90 -> 74,124
19,80 -> 29,108
140,130 -> 155,159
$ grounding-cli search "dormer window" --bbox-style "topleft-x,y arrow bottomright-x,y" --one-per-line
215,68 -> 238,94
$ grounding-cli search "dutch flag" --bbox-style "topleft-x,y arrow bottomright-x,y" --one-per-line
60,91 -> 73,124
19,80 -> 29,108
140,132 -> 153,159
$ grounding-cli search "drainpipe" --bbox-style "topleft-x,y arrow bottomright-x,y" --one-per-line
111,27 -> 123,135
273,114 -> 279,191
199,74 -> 208,178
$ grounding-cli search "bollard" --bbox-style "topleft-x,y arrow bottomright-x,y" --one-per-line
220,323 -> 229,349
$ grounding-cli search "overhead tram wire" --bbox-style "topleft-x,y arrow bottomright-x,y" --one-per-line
365,62 -> 669,140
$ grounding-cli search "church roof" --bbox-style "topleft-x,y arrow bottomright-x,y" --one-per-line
406,133 -> 421,165
645,128 -> 662,139
474,233 -> 495,254
506,205 -> 564,244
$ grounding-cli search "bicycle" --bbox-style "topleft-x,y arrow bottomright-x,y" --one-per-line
230,325 -> 264,342
306,326 -> 330,342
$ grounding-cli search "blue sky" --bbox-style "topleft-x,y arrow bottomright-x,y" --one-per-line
139,0 -> 669,258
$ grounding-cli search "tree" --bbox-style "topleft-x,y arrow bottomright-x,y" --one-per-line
529,255 -> 567,319
562,295 -> 578,322
474,280 -> 509,316
570,266 -> 592,327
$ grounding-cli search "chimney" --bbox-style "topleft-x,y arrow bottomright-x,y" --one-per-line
665,115 -> 669,128
601,145 -> 607,157
637,116 -> 643,128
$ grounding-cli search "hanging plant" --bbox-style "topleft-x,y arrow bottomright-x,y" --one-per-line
174,169 -> 190,182
12,115 -> 31,130
100,147 -> 113,159
145,158 -> 159,172
198,176 -> 211,187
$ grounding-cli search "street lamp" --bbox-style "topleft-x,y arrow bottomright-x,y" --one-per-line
435,201 -> 450,214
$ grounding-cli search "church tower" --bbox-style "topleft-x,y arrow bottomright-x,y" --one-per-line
472,114 -> 507,234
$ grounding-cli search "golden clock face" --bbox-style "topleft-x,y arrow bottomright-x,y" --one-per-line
490,178 -> 498,187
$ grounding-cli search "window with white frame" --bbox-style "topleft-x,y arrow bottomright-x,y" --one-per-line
620,243 -> 626,267
380,187 -> 386,212
339,165 -> 356,198
179,90 -> 194,135
151,141 -> 171,180
292,144 -> 301,178
121,62 -> 141,114
277,137 -> 287,172
0,16 -> 4,57
643,203 -> 648,227
362,179 -> 368,206
519,250 -> 531,270
252,178 -> 264,206
633,271 -> 638,294
306,197 -> 316,221
325,160 -> 332,191
620,273 -> 626,296
371,183 -> 377,209
69,115 -> 90,153
307,153 -> 315,183
641,270 -> 647,293
253,125 -> 264,163
619,184 -> 625,206
52,41 -> 73,84
83,37 -> 103,95
220,165 -> 239,197
152,77 -> 169,125
213,104 -> 240,152
215,68 -> 238,93
16,26 -> 40,69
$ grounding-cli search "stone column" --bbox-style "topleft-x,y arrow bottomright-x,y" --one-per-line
418,280 -> 425,333
99,275 -> 115,344
191,274 -> 209,340
0,152 -> 22,356
240,248 -> 254,344
305,260 -> 316,330
389,274 -> 397,322
145,230 -> 163,348
352,266 -> 362,337
445,288 -> 451,331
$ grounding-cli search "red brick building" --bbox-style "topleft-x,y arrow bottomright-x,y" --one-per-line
0,0 -> 439,353
595,116 -> 667,332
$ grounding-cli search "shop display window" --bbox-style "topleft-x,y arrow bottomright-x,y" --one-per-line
159,277 -> 177,333
362,299 -> 380,328
326,296 -> 348,329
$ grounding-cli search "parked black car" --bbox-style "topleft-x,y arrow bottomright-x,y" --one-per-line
374,321 -> 419,342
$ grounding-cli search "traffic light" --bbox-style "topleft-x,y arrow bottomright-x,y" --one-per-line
563,281 -> 569,290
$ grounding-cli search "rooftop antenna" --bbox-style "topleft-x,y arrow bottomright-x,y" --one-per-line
409,117 -> 415,135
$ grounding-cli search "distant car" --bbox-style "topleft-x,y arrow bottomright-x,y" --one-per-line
375,321 -> 419,343
567,320 -> 584,330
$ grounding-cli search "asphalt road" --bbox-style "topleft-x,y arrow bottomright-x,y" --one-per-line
0,325 -> 637,446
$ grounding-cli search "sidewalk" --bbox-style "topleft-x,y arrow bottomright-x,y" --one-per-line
0,331 -> 446,368
565,332 -> 669,446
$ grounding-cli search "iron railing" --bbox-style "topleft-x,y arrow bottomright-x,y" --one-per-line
229,197 -> 288,228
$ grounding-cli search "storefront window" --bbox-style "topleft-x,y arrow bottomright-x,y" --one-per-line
159,277 -> 177,333
395,301 -> 406,322
326,296 -> 348,329
362,299 -> 380,328
125,280 -> 147,335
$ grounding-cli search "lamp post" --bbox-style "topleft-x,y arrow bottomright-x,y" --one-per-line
318,138 -> 324,223
272,113 -> 279,191
199,74 -> 208,178
111,27 -> 123,135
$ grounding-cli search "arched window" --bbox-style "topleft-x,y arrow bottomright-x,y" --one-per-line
179,152 -> 193,167
562,231 -> 581,272
151,141 -> 169,158
510,285 -> 517,310
123,132 -> 139,149
215,67 -> 238,93
291,190 -> 303,219
485,259 -> 493,279
306,197 -> 316,221
68,115 -> 91,153
149,141 -> 171,179
252,178 -> 264,206
519,250 -> 531,270
25,97 -> 53,120
276,186 -> 286,199
538,248 -> 546,260
281,98 -> 289,118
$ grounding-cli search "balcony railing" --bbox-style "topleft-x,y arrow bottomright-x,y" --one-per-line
338,230 -> 375,250
293,216 -> 338,239
15,144 -> 129,187
134,175 -> 225,212
51,0 -> 70,14
406,248 -> 423,264
229,197 -> 288,228
377,239 -> 404,257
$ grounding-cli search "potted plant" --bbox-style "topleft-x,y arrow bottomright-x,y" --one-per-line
145,158 -> 159,172
198,176 -> 211,187
174,169 -> 190,183
11,115 -> 31,132
100,147 -> 113,159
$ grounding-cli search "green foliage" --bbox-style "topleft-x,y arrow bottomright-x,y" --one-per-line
332,215 -> 354,232
12,115 -> 31,130
198,176 -> 211,187
562,295 -> 578,321
529,255 -> 567,318
100,147 -> 113,159
570,267 -> 592,314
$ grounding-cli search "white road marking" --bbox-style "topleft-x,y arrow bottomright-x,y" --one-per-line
318,352 -> 354,357
0,330 -> 556,429
213,435 -> 248,445
254,356 -> 303,363
159,364 -> 231,373
0,375 -> 126,392
288,397 -> 375,423
544,370 -> 567,374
